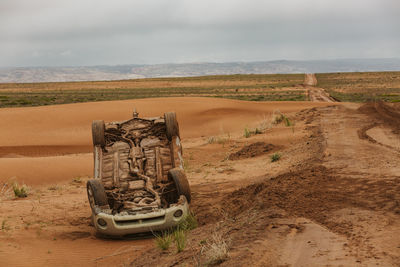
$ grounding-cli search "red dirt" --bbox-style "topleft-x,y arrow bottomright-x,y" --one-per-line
228,142 -> 277,160
358,101 -> 400,134
132,102 -> 400,266
1,97 -> 400,266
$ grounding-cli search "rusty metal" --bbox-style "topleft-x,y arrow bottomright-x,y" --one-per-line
94,113 -> 183,214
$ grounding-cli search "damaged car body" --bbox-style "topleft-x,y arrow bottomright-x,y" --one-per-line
87,110 -> 191,236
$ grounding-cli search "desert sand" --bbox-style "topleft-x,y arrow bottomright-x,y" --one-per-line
0,97 -> 329,186
1,97 -> 399,266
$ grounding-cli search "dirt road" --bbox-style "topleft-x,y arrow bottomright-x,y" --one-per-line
304,73 -> 318,86
1,97 -> 399,266
304,73 -> 336,102
132,101 -> 400,266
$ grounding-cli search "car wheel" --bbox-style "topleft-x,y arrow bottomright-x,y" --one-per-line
164,112 -> 180,140
92,120 -> 105,146
87,179 -> 109,212
168,168 -> 191,203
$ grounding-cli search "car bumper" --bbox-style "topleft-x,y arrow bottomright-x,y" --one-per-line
93,197 -> 189,236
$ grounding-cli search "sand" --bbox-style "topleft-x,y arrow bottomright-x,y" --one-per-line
0,97 -> 330,185
2,97 -> 399,266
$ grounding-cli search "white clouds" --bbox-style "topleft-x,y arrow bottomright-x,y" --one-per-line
0,0 -> 399,67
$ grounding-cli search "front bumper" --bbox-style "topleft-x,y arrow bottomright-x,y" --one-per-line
93,197 -> 189,236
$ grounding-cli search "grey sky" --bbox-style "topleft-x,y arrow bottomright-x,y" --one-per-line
1,0 -> 399,67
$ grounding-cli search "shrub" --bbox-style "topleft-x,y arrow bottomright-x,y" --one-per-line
244,127 -> 251,138
203,233 -> 230,265
178,212 -> 198,231
174,228 -> 186,252
244,127 -> 263,138
155,212 -> 197,252
273,112 -> 293,127
154,230 -> 173,251
271,152 -> 281,162
13,183 -> 28,198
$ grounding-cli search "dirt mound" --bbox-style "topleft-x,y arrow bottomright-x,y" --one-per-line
0,145 -> 92,158
228,142 -> 276,160
222,165 -> 400,237
358,101 -> 400,134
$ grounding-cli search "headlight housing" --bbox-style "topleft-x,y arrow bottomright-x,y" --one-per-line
173,209 -> 183,218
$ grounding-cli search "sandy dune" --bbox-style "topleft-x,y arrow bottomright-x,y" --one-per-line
0,97 -> 331,185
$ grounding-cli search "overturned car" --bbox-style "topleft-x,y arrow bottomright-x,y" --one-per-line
87,110 -> 191,236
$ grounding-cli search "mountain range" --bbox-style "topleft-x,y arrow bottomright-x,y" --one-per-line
1,58 -> 400,83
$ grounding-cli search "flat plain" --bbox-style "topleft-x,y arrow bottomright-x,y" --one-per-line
316,71 -> 400,102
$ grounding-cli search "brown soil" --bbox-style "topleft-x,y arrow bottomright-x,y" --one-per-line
227,142 -> 277,160
1,97 -> 400,266
358,101 -> 400,134
358,102 -> 400,152
132,102 -> 400,266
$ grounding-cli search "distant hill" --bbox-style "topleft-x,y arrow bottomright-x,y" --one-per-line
1,58 -> 400,83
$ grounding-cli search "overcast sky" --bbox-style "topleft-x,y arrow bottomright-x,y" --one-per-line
0,0 -> 399,67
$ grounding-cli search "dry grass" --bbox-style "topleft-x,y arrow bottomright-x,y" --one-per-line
1,220 -> 11,231
154,231 -> 174,251
0,182 -> 13,200
272,111 -> 293,126
174,228 -> 186,253
207,135 -> 229,145
202,232 -> 230,266
154,212 -> 198,253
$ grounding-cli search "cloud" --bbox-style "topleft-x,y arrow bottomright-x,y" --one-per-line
0,0 -> 399,67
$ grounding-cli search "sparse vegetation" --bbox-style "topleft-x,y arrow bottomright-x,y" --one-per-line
273,112 -> 293,126
48,185 -> 62,191
0,74 -> 306,108
174,228 -> 186,253
0,183 -> 12,200
244,127 -> 251,138
71,177 -> 83,184
154,230 -> 174,251
154,212 -> 198,253
1,220 -> 10,231
271,152 -> 281,162
202,232 -> 230,265
244,126 -> 263,138
316,72 -> 400,102
12,183 -> 28,198
178,212 -> 198,231
207,135 -> 229,145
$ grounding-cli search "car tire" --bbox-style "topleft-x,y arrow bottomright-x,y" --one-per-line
92,120 -> 105,146
168,168 -> 191,203
164,112 -> 180,140
87,179 -> 109,211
